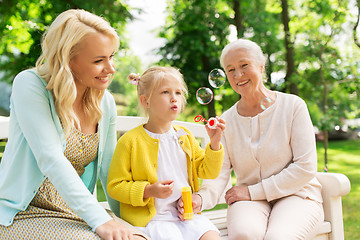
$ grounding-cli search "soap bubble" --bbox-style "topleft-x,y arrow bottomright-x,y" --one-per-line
260,97 -> 272,110
196,87 -> 213,105
208,69 -> 226,88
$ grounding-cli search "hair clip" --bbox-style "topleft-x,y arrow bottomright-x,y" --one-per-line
128,73 -> 140,85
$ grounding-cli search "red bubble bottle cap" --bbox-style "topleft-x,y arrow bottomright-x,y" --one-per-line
207,117 -> 218,129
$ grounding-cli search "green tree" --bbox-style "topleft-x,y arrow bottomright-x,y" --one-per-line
0,0 -> 132,84
158,0 -> 230,118
293,0 -> 359,170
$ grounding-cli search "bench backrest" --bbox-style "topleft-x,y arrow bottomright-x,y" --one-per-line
115,116 -> 210,148
0,116 -> 210,148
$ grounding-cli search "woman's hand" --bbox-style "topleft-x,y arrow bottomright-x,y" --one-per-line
225,185 -> 251,205
95,219 -> 134,240
143,180 -> 174,199
177,193 -> 202,221
205,117 -> 225,151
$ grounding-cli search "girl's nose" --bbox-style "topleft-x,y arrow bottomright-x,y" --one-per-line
171,93 -> 178,102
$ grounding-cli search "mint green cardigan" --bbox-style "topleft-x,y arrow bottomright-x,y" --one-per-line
0,69 -> 119,231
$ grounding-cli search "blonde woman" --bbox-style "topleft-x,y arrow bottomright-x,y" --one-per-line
107,67 -> 225,240
0,9 -> 148,240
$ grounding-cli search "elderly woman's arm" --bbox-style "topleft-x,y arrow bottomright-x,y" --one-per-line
196,136 -> 233,210
248,98 -> 318,202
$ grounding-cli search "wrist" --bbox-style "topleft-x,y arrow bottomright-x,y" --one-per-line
144,184 -> 152,199
210,142 -> 221,151
194,193 -> 203,211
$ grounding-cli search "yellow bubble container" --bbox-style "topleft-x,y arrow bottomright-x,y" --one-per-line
181,186 -> 194,220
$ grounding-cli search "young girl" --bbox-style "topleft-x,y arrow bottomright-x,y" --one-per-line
107,66 -> 225,240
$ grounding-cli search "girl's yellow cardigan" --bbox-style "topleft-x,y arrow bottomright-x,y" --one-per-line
107,124 -> 224,227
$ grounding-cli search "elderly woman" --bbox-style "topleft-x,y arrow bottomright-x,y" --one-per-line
187,39 -> 324,240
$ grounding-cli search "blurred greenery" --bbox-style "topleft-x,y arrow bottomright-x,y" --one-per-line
317,140 -> 360,240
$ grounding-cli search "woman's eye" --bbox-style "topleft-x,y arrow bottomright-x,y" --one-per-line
176,91 -> 182,95
94,59 -> 103,63
228,69 -> 234,72
162,91 -> 169,94
242,64 -> 248,68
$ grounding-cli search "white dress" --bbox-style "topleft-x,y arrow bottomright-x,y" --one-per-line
136,126 -> 219,240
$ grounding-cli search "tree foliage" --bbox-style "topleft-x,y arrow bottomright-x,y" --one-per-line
0,0 -> 132,84
155,0 -> 360,169
158,0 -> 231,118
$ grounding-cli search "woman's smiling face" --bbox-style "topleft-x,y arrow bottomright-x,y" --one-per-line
70,32 -> 116,94
223,48 -> 264,96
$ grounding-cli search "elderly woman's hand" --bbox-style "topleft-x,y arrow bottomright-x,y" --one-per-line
225,185 -> 251,205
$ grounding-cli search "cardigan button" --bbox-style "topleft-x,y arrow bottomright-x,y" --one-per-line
180,141 -> 183,144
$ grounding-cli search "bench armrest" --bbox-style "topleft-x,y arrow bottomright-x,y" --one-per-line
316,172 -> 351,240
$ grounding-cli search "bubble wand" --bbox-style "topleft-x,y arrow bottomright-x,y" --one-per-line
194,115 -> 219,129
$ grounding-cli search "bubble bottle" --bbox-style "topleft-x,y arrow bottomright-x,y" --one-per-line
181,186 -> 194,220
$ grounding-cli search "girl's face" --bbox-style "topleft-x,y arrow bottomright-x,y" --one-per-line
70,32 -> 116,94
144,76 -> 183,124
223,48 -> 264,96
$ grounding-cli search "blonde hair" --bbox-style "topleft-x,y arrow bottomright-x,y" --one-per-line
220,39 -> 266,68
128,66 -> 188,114
36,9 -> 119,136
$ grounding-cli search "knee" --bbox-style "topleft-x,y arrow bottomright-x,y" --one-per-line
264,229 -> 296,240
229,227 -> 264,240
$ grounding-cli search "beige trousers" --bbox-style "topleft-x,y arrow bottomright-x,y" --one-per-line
227,195 -> 324,240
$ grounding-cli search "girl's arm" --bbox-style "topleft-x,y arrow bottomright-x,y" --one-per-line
205,117 -> 226,151
107,137 -> 151,207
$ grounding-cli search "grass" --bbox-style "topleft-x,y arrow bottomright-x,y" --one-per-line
1,139 -> 358,238
317,140 -> 360,240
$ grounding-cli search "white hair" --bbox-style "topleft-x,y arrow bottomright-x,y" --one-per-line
220,39 -> 266,68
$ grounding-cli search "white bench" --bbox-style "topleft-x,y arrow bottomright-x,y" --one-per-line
0,116 -> 351,240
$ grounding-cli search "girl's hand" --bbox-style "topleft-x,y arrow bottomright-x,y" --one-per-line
225,185 -> 251,205
144,180 -> 174,199
205,117 -> 225,151
176,194 -> 202,221
95,219 -> 133,240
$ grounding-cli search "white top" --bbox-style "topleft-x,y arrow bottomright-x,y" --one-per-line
198,91 -> 323,210
144,127 -> 189,221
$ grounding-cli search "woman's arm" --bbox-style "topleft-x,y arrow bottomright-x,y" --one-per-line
12,71 -> 111,230
197,143 -> 232,210
249,98 -> 318,202
98,92 -> 121,215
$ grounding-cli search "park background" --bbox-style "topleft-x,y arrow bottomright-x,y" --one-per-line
0,0 -> 359,238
